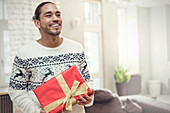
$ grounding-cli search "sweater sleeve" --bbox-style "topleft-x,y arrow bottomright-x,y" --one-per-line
78,51 -> 94,107
8,55 -> 41,113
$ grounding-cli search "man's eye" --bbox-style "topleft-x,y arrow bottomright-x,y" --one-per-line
56,14 -> 60,17
46,15 -> 51,17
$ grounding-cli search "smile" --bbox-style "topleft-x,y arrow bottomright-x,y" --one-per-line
52,24 -> 59,27
50,24 -> 61,29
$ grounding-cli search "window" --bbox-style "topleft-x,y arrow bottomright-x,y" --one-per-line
0,0 -> 7,19
83,0 -> 103,90
0,0 -> 9,86
84,32 -> 100,74
117,7 -> 139,73
3,31 -> 11,83
166,5 -> 170,63
84,1 -> 99,24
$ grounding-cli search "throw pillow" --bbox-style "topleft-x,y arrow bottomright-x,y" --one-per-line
94,88 -> 115,103
85,88 -> 127,113
122,98 -> 143,113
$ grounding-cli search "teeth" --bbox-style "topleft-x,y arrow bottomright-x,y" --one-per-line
52,24 -> 59,27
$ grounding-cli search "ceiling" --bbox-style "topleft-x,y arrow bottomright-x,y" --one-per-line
109,0 -> 170,7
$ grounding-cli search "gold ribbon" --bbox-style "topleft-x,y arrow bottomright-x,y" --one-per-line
43,74 -> 89,112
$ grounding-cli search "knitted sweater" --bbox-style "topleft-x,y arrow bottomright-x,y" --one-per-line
8,37 -> 94,113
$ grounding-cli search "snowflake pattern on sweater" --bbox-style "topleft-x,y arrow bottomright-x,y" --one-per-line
9,40 -> 91,91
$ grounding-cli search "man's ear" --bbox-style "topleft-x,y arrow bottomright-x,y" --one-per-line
34,19 -> 40,29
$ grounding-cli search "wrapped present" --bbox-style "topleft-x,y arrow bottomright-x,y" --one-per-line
33,65 -> 92,113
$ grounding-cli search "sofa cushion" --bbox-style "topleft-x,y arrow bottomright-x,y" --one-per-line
94,88 -> 115,103
122,98 -> 142,113
119,95 -> 170,113
85,88 -> 127,113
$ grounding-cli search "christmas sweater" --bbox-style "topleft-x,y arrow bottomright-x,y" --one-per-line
8,37 -> 93,113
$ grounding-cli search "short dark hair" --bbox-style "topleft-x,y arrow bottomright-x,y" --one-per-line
32,1 -> 55,20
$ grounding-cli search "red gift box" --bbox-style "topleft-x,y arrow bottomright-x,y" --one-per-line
33,65 -> 91,113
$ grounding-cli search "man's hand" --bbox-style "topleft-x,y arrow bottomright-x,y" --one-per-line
40,109 -> 48,113
77,89 -> 95,105
40,90 -> 95,112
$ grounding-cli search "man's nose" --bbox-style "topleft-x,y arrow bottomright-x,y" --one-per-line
52,15 -> 59,22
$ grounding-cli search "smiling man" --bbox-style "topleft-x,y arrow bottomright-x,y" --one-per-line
8,2 -> 94,113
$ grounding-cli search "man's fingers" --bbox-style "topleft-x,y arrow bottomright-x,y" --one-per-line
40,109 -> 49,113
79,95 -> 88,103
77,100 -> 86,105
77,89 -> 95,105
84,94 -> 91,100
90,89 -> 95,96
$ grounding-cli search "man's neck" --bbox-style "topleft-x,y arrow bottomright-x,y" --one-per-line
37,35 -> 63,48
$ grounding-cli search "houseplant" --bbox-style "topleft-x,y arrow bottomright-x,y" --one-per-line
114,65 -> 131,96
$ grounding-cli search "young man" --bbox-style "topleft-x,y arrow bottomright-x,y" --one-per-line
8,2 -> 94,113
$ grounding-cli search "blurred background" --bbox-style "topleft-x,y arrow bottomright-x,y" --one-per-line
0,0 -> 170,102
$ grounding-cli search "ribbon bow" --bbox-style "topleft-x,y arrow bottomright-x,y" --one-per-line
43,74 -> 89,112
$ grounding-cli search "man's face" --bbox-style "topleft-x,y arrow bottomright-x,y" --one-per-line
37,3 -> 62,36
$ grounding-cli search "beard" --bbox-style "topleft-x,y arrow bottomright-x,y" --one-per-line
40,24 -> 61,36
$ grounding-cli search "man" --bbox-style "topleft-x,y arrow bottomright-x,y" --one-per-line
8,1 -> 94,113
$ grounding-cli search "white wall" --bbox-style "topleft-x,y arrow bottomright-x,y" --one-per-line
137,5 -> 170,95
60,0 -> 84,45
129,5 -> 170,95
126,6 -> 139,73
150,5 -> 170,94
166,5 -> 170,62
137,7 -> 151,94
102,1 -> 119,92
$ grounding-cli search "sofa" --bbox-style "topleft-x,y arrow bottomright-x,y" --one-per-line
85,88 -> 170,113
